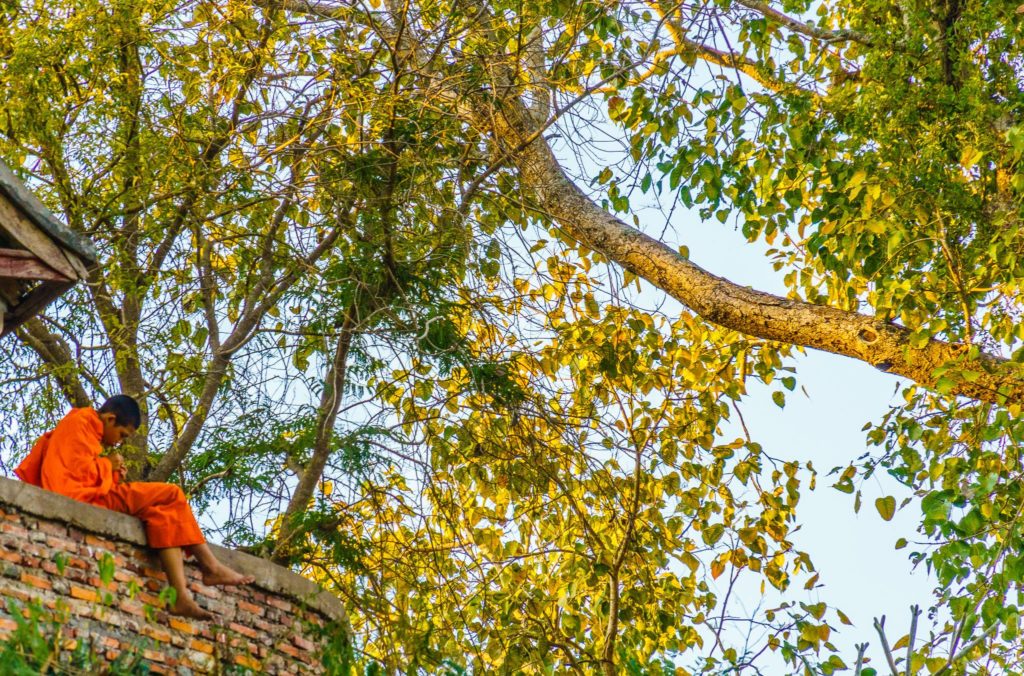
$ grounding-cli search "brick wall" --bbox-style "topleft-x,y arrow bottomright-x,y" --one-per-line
0,477 -> 347,674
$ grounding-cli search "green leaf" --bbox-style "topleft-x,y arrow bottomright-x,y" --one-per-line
875,496 -> 896,521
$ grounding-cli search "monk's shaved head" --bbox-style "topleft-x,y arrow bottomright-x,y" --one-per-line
98,395 -> 142,430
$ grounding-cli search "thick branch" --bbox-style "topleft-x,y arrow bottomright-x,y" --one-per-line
267,0 -> 1021,406
16,317 -> 91,408
493,98 -> 1022,406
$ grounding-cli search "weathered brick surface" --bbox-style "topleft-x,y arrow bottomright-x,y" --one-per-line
0,480 -> 347,674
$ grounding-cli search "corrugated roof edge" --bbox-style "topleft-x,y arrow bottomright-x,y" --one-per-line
0,158 -> 98,265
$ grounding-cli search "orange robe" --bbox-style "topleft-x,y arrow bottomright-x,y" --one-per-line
15,408 -> 205,550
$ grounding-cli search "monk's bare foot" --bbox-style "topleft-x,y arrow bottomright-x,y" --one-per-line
172,596 -> 214,621
202,564 -> 255,588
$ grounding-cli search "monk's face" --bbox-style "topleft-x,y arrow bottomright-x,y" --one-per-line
98,413 -> 137,447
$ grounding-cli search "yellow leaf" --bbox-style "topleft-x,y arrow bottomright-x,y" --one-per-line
711,559 -> 725,580
875,495 -> 896,521
960,146 -> 984,169
892,633 -> 910,650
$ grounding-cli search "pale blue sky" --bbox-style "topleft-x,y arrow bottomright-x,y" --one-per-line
669,199 -> 935,670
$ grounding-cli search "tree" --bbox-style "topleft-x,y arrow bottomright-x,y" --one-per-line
1,0 -> 1023,673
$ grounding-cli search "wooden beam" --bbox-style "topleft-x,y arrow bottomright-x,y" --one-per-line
0,281 -> 72,337
0,248 -> 72,282
0,193 -> 81,280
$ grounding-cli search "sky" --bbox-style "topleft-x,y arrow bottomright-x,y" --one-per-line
544,103 -> 940,668
668,196 -> 937,670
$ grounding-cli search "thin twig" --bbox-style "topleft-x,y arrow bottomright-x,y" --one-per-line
186,465 -> 234,497
873,616 -> 900,676
854,642 -> 869,676
905,605 -> 921,676
935,623 -> 999,676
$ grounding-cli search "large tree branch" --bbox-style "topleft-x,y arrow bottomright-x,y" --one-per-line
15,317 -> 92,408
491,97 -> 1022,406
263,0 -> 1020,405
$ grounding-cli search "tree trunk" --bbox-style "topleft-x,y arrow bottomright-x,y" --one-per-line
272,310 -> 356,563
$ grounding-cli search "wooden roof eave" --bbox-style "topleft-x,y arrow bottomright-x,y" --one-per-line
0,159 -> 98,338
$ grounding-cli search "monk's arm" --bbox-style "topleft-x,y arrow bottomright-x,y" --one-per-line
41,414 -> 118,495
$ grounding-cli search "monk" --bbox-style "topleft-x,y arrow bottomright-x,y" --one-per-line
15,395 -> 253,620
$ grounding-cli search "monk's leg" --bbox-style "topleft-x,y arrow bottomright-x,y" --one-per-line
184,543 -> 254,587
157,547 -> 213,620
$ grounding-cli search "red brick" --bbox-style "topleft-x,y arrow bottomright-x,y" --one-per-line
138,592 -> 165,607
119,599 -> 145,617
266,596 -> 292,612
170,617 -> 196,635
238,599 -> 265,616
143,648 -> 166,663
84,535 -> 117,550
0,551 -> 22,565
229,636 -> 257,652
66,556 -> 89,570
20,572 -> 52,590
0,523 -> 28,537
293,635 -> 316,651
141,566 -> 167,580
20,543 -> 47,559
190,638 -> 214,654
278,642 -> 301,658
229,621 -> 259,639
0,588 -> 31,603
0,617 -> 18,632
37,521 -> 67,536
141,625 -> 172,643
69,586 -> 98,603
86,576 -> 118,592
235,653 -> 262,670
101,636 -> 119,649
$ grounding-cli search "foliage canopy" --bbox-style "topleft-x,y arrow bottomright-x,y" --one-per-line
1,0 -> 1023,672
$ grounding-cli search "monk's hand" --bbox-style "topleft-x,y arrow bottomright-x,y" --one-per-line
108,452 -> 124,475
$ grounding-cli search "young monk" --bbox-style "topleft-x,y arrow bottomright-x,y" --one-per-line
14,395 -> 253,620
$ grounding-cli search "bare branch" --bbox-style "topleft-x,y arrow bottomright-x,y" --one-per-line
733,0 -> 874,46
873,616 -> 900,676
